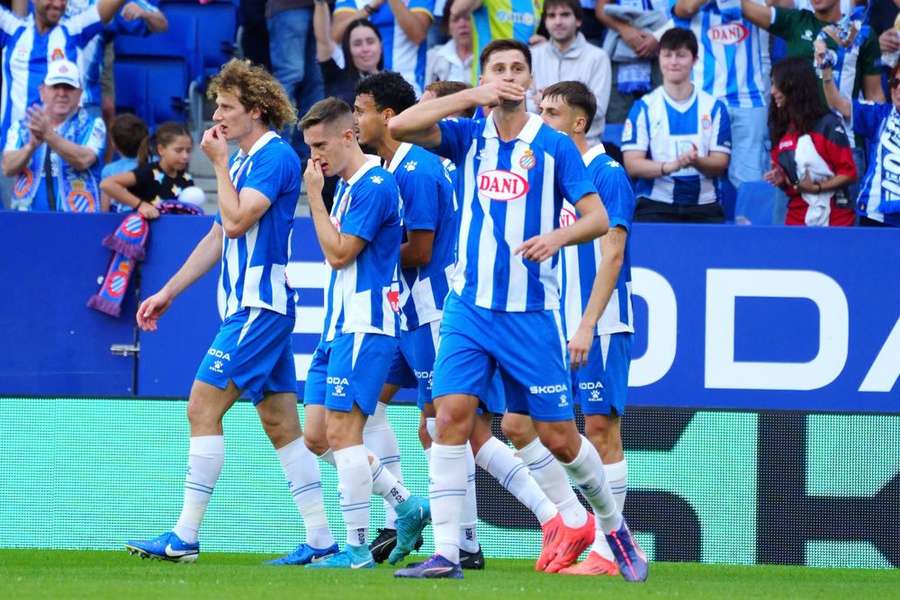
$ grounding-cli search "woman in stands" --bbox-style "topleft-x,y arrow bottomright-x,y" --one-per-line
100,121 -> 197,220
818,51 -> 900,227
764,57 -> 857,227
313,3 -> 383,105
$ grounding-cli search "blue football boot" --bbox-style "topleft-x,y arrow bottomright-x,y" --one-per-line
605,520 -> 649,582
388,495 -> 431,565
267,542 -> 340,565
305,544 -> 375,569
125,531 -> 199,563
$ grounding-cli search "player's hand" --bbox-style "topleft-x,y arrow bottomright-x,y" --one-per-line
304,159 -> 325,200
568,327 -> 593,369
514,229 -> 564,263
136,289 -> 173,331
880,28 -> 900,54
200,124 -> 229,168
137,201 -> 160,220
529,34 -> 548,46
121,2 -> 146,20
468,81 -> 526,108
636,33 -> 659,58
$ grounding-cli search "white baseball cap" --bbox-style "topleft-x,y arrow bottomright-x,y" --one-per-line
44,60 -> 81,88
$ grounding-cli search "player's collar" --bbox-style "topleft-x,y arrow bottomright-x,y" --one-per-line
582,143 -> 606,166
237,130 -> 278,159
345,156 -> 380,186
482,112 -> 543,144
386,142 -> 413,173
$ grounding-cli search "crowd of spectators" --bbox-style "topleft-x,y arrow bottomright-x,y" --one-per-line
1,0 -> 899,227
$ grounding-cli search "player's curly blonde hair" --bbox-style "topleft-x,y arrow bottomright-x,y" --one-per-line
207,59 -> 296,130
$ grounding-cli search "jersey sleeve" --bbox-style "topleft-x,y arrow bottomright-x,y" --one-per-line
334,0 -> 363,14
594,158 -> 635,232
4,119 -> 26,152
0,5 -> 22,40
435,117 -> 474,164
66,6 -> 104,46
398,166 -> 439,231
818,116 -> 857,180
769,7 -> 800,39
79,116 -> 106,157
709,100 -> 732,154
620,101 -> 648,153
408,0 -> 435,19
555,135 -> 598,205
341,176 -> 398,242
852,100 -> 892,139
242,147 -> 299,207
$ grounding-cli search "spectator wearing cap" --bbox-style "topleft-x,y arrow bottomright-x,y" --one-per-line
2,60 -> 106,212
0,0 -> 128,151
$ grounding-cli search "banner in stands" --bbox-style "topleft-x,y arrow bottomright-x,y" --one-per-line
1,398 -> 896,569
0,213 -> 897,411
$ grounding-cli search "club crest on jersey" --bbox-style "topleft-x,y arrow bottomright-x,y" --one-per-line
709,22 -> 749,45
387,289 -> 400,313
519,149 -> 536,170
478,169 -> 529,201
701,115 -> 712,130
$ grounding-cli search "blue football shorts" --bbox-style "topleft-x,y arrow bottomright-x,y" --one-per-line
304,332 -> 398,416
385,320 -> 441,410
573,333 -> 632,417
432,292 -> 573,422
195,307 -> 297,405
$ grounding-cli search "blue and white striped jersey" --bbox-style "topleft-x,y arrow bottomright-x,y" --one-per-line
65,0 -> 161,108
334,0 -> 433,95
621,86 -> 731,205
0,7 -> 103,148
435,113 -> 596,312
386,142 -> 457,330
673,0 -> 769,108
216,132 -> 301,319
852,100 -> 900,227
560,145 -> 635,339
322,161 -> 402,341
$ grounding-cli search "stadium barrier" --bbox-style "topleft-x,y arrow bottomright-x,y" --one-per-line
1,212 -> 898,568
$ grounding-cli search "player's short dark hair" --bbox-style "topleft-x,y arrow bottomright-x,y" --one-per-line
659,27 -> 698,58
542,81 -> 597,128
355,71 -> 417,115
424,80 -> 470,98
543,0 -> 583,22
480,39 -> 532,73
109,113 -> 148,158
299,97 -> 354,131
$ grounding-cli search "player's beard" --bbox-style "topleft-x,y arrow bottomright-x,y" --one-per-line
499,98 -> 524,111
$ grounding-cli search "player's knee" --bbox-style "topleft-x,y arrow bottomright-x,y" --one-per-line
434,411 -> 466,444
186,397 -> 221,430
537,425 -> 580,463
500,414 -> 534,449
303,428 -> 329,456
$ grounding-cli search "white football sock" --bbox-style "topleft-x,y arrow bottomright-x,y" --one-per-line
517,437 -> 588,528
561,436 -> 622,534
334,445 -> 372,547
429,443 -> 468,564
475,436 -> 557,525
593,459 -> 628,558
459,442 -> 480,553
426,418 -> 478,550
364,402 -> 402,529
173,435 -> 224,544
276,437 -> 335,550
369,451 -> 411,508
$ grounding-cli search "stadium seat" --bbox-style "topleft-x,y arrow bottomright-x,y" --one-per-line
735,180 -> 777,225
720,176 -> 737,223
159,1 -> 237,78
114,57 -> 190,128
114,14 -> 202,83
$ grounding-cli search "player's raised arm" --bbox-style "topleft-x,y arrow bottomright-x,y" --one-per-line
388,81 -> 524,148
97,0 -> 129,24
136,222 -> 223,331
304,159 -> 367,269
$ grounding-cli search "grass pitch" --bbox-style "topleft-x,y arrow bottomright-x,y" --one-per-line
1,550 -> 899,599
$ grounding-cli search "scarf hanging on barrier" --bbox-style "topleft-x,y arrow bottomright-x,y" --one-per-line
88,213 -> 149,317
